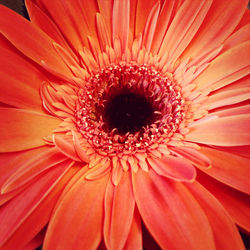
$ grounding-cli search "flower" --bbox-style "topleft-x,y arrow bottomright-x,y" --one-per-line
0,0 -> 249,249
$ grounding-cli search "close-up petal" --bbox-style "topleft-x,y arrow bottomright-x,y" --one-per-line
0,108 -> 61,152
132,169 -> 215,250
186,114 -> 250,146
186,181 -> 245,250
43,170 -> 109,250
0,0 -> 249,249
0,5 -> 73,80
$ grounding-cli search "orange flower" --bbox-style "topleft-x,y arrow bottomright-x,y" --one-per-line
0,0 -> 249,249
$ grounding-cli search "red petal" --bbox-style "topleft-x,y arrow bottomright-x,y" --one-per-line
0,108 -> 61,152
186,114 -> 250,146
132,169 -> 215,249
0,5 -> 73,79
197,170 -> 250,233
43,171 -> 110,250
147,155 -> 196,182
186,181 -> 245,250
199,146 -> 250,194
22,228 -> 45,250
104,172 -> 135,250
0,160 -> 72,248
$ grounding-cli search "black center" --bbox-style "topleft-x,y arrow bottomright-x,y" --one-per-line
104,92 -> 154,134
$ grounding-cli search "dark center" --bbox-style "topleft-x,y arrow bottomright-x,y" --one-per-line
103,91 -> 154,134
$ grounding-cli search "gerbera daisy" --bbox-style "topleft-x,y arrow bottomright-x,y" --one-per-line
0,0 -> 249,249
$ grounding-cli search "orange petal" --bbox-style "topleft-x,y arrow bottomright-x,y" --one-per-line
123,208 -> 142,250
132,169 -> 215,249
134,0 -> 156,37
186,114 -> 250,146
151,0 -> 176,53
52,134 -> 80,161
112,0 -> 130,52
43,171 -> 110,250
208,145 -> 250,159
147,155 -> 196,182
25,0 -> 74,54
193,41 -> 250,91
0,148 -> 50,206
96,0 -> 112,42
186,181 -> 245,250
0,108 -> 61,152
96,13 -> 111,51
2,147 -> 68,193
223,23 -> 250,52
198,146 -> 250,195
141,1 -> 160,52
34,0 -> 98,50
205,87 -> 250,110
158,0 -> 212,67
211,74 -> 250,93
197,170 -> 250,233
0,47 -> 43,111
0,160 -> 72,249
210,104 -> 250,118
104,172 -> 135,250
183,0 -> 248,59
0,5 -> 73,79
170,146 -> 211,169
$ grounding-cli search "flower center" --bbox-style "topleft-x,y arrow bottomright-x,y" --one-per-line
104,91 -> 154,134
76,63 -> 185,156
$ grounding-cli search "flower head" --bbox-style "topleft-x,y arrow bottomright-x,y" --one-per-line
0,0 -> 249,249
